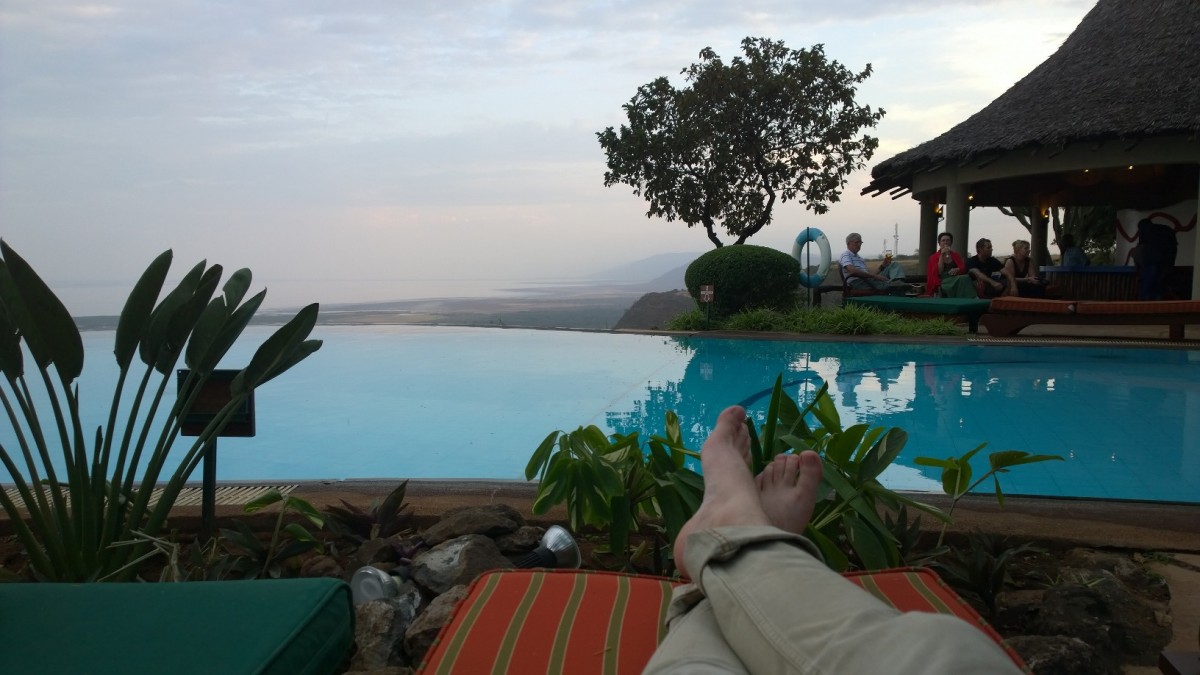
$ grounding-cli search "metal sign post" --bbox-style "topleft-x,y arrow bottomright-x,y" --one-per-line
177,369 -> 256,540
700,284 -> 715,329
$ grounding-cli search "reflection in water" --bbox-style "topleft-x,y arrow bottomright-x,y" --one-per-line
607,336 -> 1199,502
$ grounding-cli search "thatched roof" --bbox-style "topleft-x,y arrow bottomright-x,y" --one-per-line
864,0 -> 1200,196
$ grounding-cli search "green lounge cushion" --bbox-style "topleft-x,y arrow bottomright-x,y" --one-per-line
0,578 -> 353,675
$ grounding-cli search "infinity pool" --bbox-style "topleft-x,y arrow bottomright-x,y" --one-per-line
3,326 -> 1197,503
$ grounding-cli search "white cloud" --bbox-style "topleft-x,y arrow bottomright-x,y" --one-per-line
1,0 -> 1096,313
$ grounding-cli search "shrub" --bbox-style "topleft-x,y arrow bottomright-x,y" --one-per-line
684,245 -> 800,317
666,309 -> 712,331
724,308 -> 788,331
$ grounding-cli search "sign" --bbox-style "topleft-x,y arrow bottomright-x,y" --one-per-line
700,284 -> 715,303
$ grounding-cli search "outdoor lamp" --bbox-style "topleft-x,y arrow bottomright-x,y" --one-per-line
350,565 -> 405,604
516,525 -> 581,569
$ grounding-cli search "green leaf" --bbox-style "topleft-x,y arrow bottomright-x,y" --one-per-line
139,260 -> 205,368
844,513 -> 893,570
189,290 -> 266,374
222,268 -> 252,309
0,242 -> 84,380
859,428 -> 907,481
232,304 -> 320,393
941,464 -> 971,499
608,494 -> 631,556
243,490 -> 285,513
284,495 -> 325,529
282,522 -> 317,543
0,296 -> 24,380
913,456 -> 954,469
114,250 -> 172,369
806,528 -> 849,572
526,431 -> 561,480
988,450 -> 1063,470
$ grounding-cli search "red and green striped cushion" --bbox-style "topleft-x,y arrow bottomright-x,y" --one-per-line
416,567 -> 1026,674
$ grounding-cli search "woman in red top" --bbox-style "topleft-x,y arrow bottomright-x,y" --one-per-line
925,232 -> 966,296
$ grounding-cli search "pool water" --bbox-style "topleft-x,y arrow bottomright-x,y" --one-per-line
3,326 -> 1197,503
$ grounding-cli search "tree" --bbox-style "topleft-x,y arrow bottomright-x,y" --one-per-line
997,205 -> 1117,263
597,37 -> 884,248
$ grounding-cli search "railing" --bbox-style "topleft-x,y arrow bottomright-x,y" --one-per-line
1040,266 -> 1194,300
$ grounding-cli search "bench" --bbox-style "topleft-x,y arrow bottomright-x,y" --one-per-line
809,271 -> 926,308
980,297 -> 1200,341
844,295 -> 991,332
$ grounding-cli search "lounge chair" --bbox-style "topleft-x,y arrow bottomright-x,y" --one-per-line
0,578 -> 354,674
980,297 -> 1200,340
415,568 -> 1026,674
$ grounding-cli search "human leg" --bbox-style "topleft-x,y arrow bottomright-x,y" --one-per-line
650,405 -> 1022,675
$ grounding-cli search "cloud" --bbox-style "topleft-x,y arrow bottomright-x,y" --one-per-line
1,0 -> 1096,313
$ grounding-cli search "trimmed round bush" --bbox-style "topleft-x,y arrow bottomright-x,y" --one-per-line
684,245 -> 801,317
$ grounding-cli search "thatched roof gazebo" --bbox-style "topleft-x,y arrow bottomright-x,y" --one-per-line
862,0 -> 1200,297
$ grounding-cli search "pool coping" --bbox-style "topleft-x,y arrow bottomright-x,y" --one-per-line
279,478 -> 1200,554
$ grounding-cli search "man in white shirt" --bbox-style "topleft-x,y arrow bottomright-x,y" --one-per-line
840,232 -> 906,291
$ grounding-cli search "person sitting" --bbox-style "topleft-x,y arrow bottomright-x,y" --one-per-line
643,405 -> 1023,675
966,237 -> 1011,298
1059,234 -> 1089,267
1003,239 -> 1048,297
925,232 -> 973,297
839,232 -> 906,293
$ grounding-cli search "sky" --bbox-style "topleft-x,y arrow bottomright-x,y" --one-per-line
0,0 -> 1096,314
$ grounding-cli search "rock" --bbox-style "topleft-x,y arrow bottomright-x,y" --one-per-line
613,290 -> 695,330
1063,548 -> 1171,603
1030,580 -> 1172,665
495,525 -> 545,555
349,581 -> 425,670
405,584 -> 469,663
350,601 -> 406,671
420,505 -> 525,546
411,534 -> 514,595
299,554 -> 343,578
1005,635 -> 1119,675
351,538 -> 400,569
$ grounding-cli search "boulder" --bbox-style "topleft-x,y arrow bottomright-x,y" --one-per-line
1030,580 -> 1172,665
405,585 -> 469,662
420,504 -> 524,546
411,534 -> 514,595
348,581 -> 425,670
495,525 -> 545,555
1005,635 -> 1118,675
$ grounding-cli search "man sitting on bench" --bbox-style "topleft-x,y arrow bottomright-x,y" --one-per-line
840,232 -> 907,293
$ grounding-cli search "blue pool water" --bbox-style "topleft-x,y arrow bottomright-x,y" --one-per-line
3,326 -> 1198,503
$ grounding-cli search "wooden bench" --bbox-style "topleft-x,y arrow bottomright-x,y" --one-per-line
980,297 -> 1200,341
844,295 -> 991,332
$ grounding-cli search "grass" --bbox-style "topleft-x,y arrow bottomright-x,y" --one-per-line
666,303 -> 963,336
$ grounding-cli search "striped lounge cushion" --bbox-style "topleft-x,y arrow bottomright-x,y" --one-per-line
1074,300 -> 1200,315
415,567 -> 1026,674
989,297 -> 1077,314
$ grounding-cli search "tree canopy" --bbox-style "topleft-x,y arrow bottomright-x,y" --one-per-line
998,205 -> 1118,263
597,37 -> 885,247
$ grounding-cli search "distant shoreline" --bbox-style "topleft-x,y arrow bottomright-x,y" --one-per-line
73,284 -> 666,333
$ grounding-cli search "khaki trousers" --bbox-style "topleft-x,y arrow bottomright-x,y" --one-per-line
643,526 -> 1022,675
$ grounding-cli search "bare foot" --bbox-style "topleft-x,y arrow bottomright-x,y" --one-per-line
755,452 -> 822,535
673,405 -> 770,579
